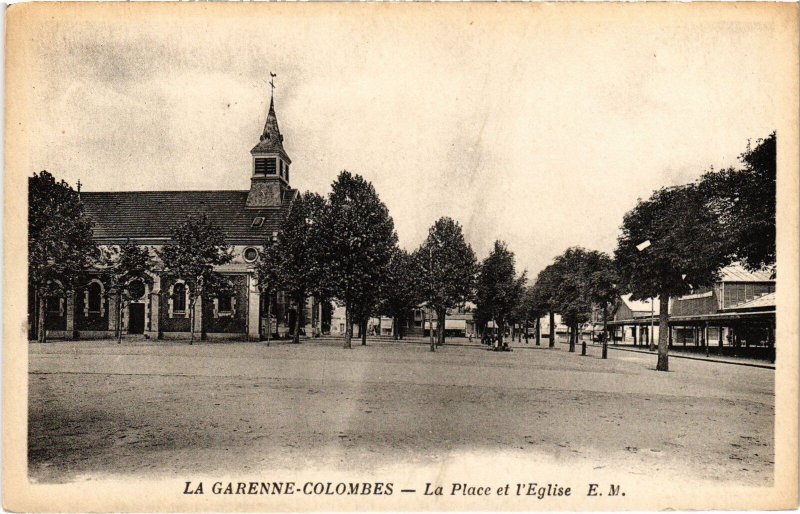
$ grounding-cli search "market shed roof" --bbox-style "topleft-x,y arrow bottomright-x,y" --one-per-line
720,265 -> 773,282
725,292 -> 776,311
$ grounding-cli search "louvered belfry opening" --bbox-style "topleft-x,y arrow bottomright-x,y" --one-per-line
254,158 -> 278,176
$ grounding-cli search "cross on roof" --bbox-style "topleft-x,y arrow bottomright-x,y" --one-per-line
269,72 -> 277,100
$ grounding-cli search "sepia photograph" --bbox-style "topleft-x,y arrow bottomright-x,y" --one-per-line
3,3 -> 798,511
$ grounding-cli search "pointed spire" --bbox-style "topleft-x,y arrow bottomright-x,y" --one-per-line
260,98 -> 281,142
251,95 -> 290,162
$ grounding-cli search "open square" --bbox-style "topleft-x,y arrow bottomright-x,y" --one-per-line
28,339 -> 774,485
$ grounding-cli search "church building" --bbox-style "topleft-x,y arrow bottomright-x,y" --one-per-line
34,96 -> 318,341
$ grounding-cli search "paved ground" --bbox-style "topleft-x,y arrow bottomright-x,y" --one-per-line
28,337 -> 774,484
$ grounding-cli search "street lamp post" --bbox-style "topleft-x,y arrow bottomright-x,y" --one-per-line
650,298 -> 655,352
637,240 -> 657,352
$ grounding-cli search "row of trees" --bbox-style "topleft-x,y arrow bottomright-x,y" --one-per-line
255,171 -> 541,353
523,132 -> 776,371
253,171 -> 479,351
29,131 -> 774,361
521,249 -> 617,357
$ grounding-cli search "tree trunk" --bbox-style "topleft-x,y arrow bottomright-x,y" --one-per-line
31,289 -> 39,342
117,295 -> 123,344
429,309 -> 436,352
189,298 -> 195,345
535,317 -> 541,346
292,294 -> 303,344
437,309 -> 446,346
568,323 -> 576,352
602,304 -> 608,359
265,291 -> 272,346
201,298 -> 207,341
361,317 -> 367,346
37,291 -> 47,344
656,292 -> 670,371
396,315 -> 401,340
524,319 -> 529,344
344,303 -> 352,349
496,320 -> 505,350
548,311 -> 555,348
292,306 -> 301,344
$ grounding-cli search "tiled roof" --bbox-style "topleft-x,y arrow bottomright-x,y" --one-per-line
720,264 -> 773,282
81,190 -> 295,245
726,292 -> 776,311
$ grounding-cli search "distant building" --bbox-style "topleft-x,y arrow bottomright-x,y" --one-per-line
607,295 -> 662,345
409,302 -> 477,338
328,307 -> 393,338
607,265 -> 775,358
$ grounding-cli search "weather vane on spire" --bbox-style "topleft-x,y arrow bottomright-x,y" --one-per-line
269,72 -> 277,100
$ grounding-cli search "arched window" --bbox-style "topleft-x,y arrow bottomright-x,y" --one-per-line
218,294 -> 233,313
45,280 -> 64,316
83,279 -> 106,317
88,282 -> 102,313
46,295 -> 62,314
173,283 -> 186,312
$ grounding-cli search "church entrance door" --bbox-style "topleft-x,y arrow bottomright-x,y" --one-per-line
128,304 -> 145,334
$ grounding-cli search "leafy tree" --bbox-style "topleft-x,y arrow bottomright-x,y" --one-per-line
99,241 -> 155,343
515,285 -> 547,345
416,217 -> 477,351
700,132 -> 776,273
473,299 -> 493,340
319,171 -> 397,349
263,191 -> 327,344
549,248 -> 593,354
158,214 -> 233,344
582,250 -> 618,359
476,241 -> 526,350
380,248 -> 420,340
615,184 -> 728,371
534,247 -> 614,356
255,239 -> 280,345
28,171 -> 97,343
530,264 -> 560,348
509,294 -> 527,343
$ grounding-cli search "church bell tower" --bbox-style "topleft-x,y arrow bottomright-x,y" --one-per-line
247,86 -> 292,208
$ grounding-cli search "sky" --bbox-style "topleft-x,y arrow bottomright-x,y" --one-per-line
16,4 -> 784,277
